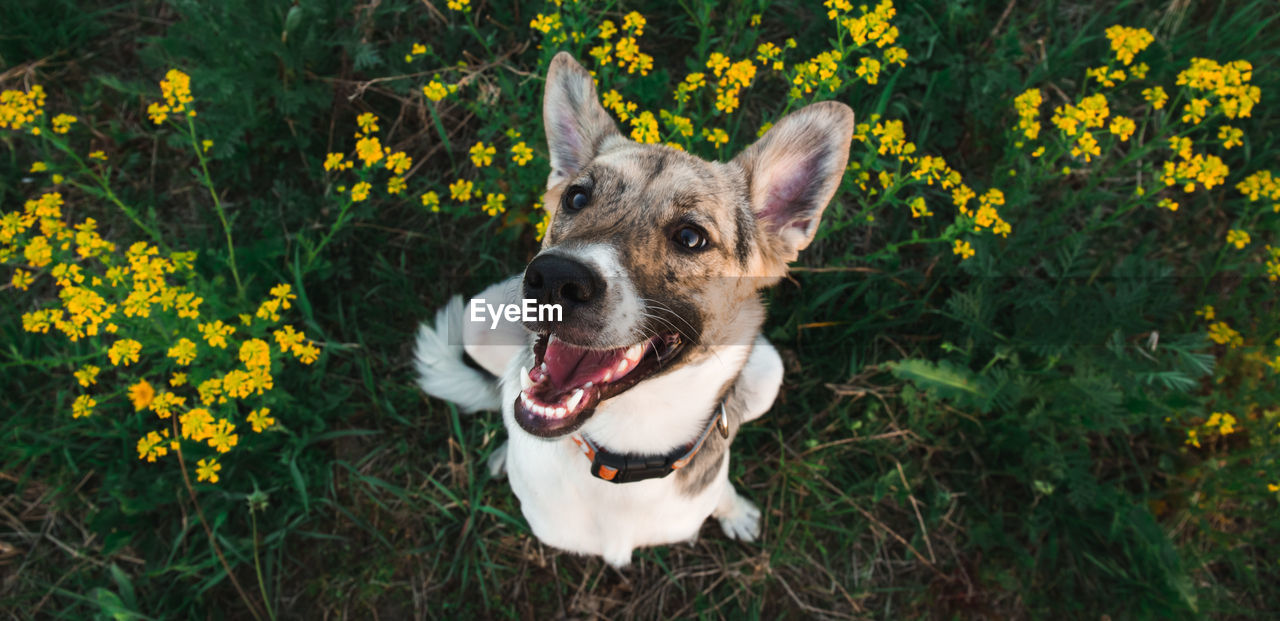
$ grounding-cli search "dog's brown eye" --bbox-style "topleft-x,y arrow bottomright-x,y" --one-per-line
564,185 -> 590,211
673,226 -> 708,250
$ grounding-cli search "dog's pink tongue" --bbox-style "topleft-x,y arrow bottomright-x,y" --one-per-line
544,337 -> 621,389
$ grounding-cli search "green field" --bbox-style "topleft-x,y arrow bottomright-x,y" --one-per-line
2,0 -> 1278,618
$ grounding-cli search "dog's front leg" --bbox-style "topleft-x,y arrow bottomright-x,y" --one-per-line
736,335 -> 785,423
713,483 -> 762,542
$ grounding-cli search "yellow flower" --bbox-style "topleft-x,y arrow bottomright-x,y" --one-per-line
51,113 -> 77,134
908,197 -> 932,218
622,11 -> 646,36
385,151 -> 412,175
72,394 -> 96,419
170,372 -> 188,387
422,80 -> 449,102
511,141 -> 534,166
1269,483 -> 1280,493
1218,125 -> 1243,149
88,150 -> 107,161
129,379 -> 156,411
469,141 -> 496,167
295,343 -> 320,364
1070,131 -> 1101,162
953,239 -> 975,260
598,19 -> 617,40
1195,305 -> 1215,321
535,209 -> 551,242
530,13 -> 561,33
137,430 -> 170,461
198,320 -> 235,349
323,152 -> 347,171
856,57 -> 882,85
356,112 -> 379,135
239,338 -> 272,369
449,179 -> 474,201
74,365 -> 100,387
1108,116 -> 1135,141
149,391 -> 185,419
1185,428 -> 1200,448
355,135 -> 383,167
108,339 -> 142,366
202,139 -> 213,153
446,0 -> 469,11
1142,86 -> 1168,110
351,181 -> 371,202
420,191 -> 441,212
482,193 -> 506,217
247,408 -> 276,432
750,13 -> 762,26
167,338 -> 199,365
884,46 -> 908,67
703,127 -> 729,148
11,268 -> 33,290
181,407 -> 215,440
386,177 -> 406,195
196,458 -> 221,483
1207,321 -> 1242,347
1181,98 -> 1209,124
29,161 -> 47,172
208,418 -> 239,453
1225,229 -> 1250,249
160,69 -> 193,112
1157,198 -> 1179,212
1104,25 -> 1154,66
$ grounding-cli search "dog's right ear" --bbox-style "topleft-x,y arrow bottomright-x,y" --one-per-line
543,52 -> 620,189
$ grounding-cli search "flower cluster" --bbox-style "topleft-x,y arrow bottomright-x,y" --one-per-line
146,69 -> 195,125
1,84 -> 47,133
3,72 -> 321,484
582,12 -> 652,75
1184,411 -> 1239,448
5,191 -> 320,480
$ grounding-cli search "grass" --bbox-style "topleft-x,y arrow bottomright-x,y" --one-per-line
3,0 -> 1279,618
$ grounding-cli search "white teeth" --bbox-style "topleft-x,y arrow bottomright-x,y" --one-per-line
616,359 -> 629,375
625,343 -> 643,363
540,362 -> 548,374
520,366 -> 532,391
566,389 -> 584,412
553,406 -> 567,418
603,370 -> 613,382
584,381 -> 593,389
520,392 -> 532,406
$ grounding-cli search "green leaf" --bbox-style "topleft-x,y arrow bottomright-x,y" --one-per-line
888,358 -> 985,406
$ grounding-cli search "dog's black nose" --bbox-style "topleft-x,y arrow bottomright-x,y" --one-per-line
524,254 -> 601,309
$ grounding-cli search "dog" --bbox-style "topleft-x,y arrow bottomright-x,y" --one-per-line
413,52 -> 853,567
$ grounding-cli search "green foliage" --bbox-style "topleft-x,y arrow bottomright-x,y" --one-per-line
2,0 -> 1279,618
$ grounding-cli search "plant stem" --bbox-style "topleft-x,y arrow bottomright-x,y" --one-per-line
250,507 -> 276,621
45,134 -> 165,245
170,419 -> 266,621
185,116 -> 244,298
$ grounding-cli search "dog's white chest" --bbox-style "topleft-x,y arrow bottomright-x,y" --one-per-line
501,405 -> 726,567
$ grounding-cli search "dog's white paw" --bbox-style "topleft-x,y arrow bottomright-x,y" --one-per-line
487,441 -> 508,479
716,492 -> 762,542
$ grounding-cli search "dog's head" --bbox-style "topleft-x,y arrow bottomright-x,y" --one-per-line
515,52 -> 854,437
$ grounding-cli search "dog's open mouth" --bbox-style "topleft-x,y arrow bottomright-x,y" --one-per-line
515,332 -> 684,437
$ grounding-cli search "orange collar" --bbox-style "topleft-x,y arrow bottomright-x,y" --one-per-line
570,402 -> 729,484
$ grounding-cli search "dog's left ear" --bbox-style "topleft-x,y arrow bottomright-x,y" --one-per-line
732,101 -> 855,264
543,52 -> 621,189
